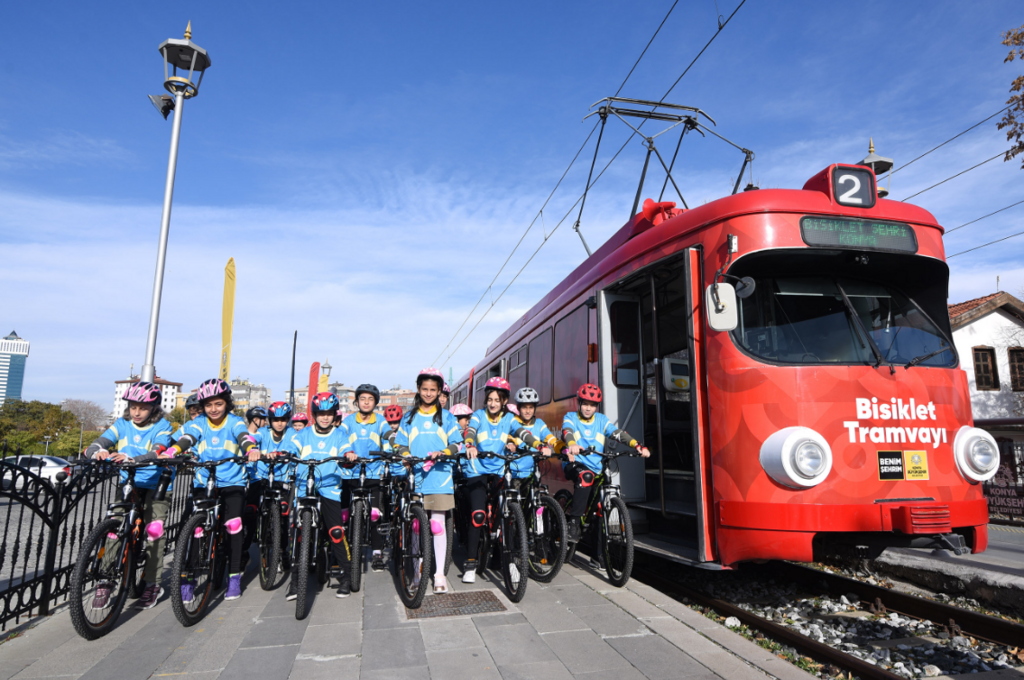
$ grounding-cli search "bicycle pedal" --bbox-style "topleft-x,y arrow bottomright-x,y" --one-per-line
376,523 -> 391,535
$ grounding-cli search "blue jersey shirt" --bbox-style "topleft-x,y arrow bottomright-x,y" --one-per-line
509,417 -> 555,479
561,411 -> 622,473
340,412 -> 390,480
394,407 -> 460,496
253,426 -> 295,481
182,414 -> 253,488
282,425 -> 348,501
99,418 -> 174,490
464,410 -> 519,478
172,420 -> 204,487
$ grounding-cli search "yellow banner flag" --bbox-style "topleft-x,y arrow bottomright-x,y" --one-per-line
318,374 -> 328,393
219,258 -> 236,381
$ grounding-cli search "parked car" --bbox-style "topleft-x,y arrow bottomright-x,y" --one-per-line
1,455 -> 72,490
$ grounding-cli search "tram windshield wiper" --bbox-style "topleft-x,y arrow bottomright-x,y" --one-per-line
835,281 -> 889,371
905,344 -> 952,369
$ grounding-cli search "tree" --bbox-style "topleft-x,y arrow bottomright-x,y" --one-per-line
61,399 -> 109,431
998,23 -> 1024,169
168,407 -> 186,431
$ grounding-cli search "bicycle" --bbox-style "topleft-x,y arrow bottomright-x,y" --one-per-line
254,453 -> 293,590
169,456 -> 247,626
514,449 -> 568,583
281,454 -> 350,620
69,455 -> 183,640
379,453 -> 433,608
555,448 -> 640,588
465,450 -> 531,603
343,454 -> 383,593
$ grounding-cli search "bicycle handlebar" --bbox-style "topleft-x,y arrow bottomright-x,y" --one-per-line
184,456 -> 250,469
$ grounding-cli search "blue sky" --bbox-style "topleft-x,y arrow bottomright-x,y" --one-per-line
2,0 -> 1022,408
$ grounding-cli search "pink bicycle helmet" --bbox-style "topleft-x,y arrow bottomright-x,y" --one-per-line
197,378 -> 231,402
451,404 -> 473,417
442,382 -> 451,395
417,367 -> 444,387
507,403 -> 519,416
124,381 -> 162,404
484,377 -> 511,395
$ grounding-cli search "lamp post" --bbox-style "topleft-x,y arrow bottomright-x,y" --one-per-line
140,22 -> 212,383
43,436 -> 52,457
322,359 -> 332,379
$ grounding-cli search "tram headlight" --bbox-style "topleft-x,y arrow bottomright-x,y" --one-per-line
953,426 -> 999,482
760,427 -> 833,489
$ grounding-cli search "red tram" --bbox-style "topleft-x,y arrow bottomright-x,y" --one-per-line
452,160 -> 998,568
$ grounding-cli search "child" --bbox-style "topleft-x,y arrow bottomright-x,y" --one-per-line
394,368 -> 462,594
248,401 -> 295,566
383,404 -> 406,481
167,378 -> 260,602
280,392 -> 354,600
291,412 -> 308,431
561,384 -> 649,543
86,382 -> 174,610
340,384 -> 391,572
462,377 -> 549,584
439,382 -> 451,409
450,404 -> 473,436
509,387 -> 560,485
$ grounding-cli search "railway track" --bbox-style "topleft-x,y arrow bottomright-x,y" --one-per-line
631,557 -> 1024,680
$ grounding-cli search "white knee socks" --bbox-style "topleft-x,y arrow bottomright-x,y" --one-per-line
431,511 -> 447,578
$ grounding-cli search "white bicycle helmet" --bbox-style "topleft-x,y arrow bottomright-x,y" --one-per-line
515,387 -> 540,404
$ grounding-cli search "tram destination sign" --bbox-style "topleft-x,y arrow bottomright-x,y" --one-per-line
800,216 -> 918,253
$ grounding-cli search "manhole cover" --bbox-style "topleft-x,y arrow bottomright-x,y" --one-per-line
406,590 -> 507,619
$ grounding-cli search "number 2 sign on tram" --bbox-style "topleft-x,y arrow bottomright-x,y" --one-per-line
832,165 -> 876,208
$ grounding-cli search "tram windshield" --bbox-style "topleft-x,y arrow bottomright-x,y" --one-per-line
733,274 -> 956,368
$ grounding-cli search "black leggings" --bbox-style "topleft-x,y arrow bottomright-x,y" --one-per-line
316,496 -> 351,576
341,479 -> 384,551
242,480 -> 266,553
564,463 -> 597,518
192,486 -> 246,574
464,474 -> 500,562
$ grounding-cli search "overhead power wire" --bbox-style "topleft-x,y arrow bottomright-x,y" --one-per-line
435,0 -> 748,368
900,150 -> 1006,202
943,198 -> 1024,235
948,228 -> 1024,258
614,0 -> 680,97
877,106 -> 1010,183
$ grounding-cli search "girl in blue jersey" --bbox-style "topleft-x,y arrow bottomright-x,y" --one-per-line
462,377 -> 550,584
167,379 -> 260,602
561,384 -> 649,543
280,392 -> 355,600
394,368 -> 462,594
86,382 -> 174,611
341,384 -> 391,572
509,387 -> 560,483
251,401 -> 295,567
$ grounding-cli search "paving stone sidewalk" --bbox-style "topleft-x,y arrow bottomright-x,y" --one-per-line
0,550 -> 813,680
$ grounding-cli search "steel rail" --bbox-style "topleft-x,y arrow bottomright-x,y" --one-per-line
632,565 -> 904,680
771,562 -> 1024,647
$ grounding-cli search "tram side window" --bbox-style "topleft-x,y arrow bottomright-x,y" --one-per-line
509,344 -> 528,396
529,328 -> 553,405
974,347 -> 1000,390
554,305 -> 589,401
610,301 -> 641,387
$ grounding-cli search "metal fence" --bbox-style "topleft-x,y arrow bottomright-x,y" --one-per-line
0,447 -> 194,631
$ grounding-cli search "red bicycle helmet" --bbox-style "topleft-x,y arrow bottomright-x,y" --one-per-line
384,405 -> 404,423
484,377 -> 510,394
577,383 -> 603,404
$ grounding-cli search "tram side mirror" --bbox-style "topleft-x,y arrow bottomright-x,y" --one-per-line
734,276 -> 756,299
706,283 -> 738,332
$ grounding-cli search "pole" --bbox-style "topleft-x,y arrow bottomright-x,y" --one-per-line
289,331 -> 297,411
141,89 -> 186,383
78,417 -> 84,453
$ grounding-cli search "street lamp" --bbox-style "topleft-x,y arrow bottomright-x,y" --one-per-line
140,22 -> 212,383
322,359 -> 332,378
43,436 -> 52,456
859,138 -> 893,198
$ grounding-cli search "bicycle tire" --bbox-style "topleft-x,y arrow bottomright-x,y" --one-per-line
396,505 -> 432,609
553,489 -> 576,563
212,530 -> 227,591
528,494 -> 568,583
602,495 -> 634,587
501,501 -> 529,602
170,513 -> 216,627
69,518 -> 130,640
444,513 -> 454,576
348,500 -> 365,592
258,501 -> 282,590
295,508 -> 312,620
129,535 -> 146,599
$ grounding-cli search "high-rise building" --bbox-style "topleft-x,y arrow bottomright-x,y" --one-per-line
113,374 -> 181,419
0,331 -> 30,408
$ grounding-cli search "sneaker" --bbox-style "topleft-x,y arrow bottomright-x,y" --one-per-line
589,554 -> 603,570
224,573 -> 242,601
508,562 -> 521,585
91,582 -> 113,610
135,584 -> 164,610
180,582 -> 194,604
433,576 -> 449,594
567,518 -> 582,543
371,550 -> 385,572
336,576 -> 351,598
286,577 -> 298,601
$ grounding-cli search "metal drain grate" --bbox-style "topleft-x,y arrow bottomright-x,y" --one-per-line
406,590 -> 507,619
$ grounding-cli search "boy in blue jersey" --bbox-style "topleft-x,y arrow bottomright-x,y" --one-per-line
280,392 -> 355,600
462,377 -> 551,584
167,379 -> 260,602
561,384 -> 649,543
85,382 -> 174,611
341,384 -> 391,572
508,387 -> 561,484
394,369 -> 463,594
249,401 -> 295,569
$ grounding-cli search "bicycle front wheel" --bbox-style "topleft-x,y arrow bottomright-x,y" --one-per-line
258,501 -> 282,590
348,500 -> 365,592
170,513 -> 216,627
295,508 -> 312,620
528,494 -> 568,583
395,505 -> 432,609
602,495 -> 634,587
69,518 -> 131,640
501,502 -> 529,602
